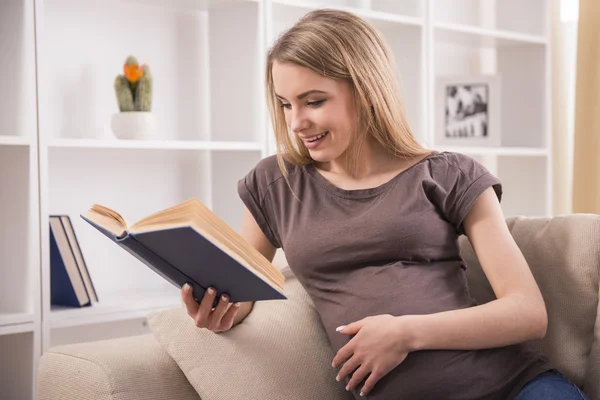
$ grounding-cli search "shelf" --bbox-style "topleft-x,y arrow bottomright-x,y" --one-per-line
118,0 -> 258,12
435,23 -> 548,47
47,138 -> 263,151
435,146 -> 549,157
272,0 -> 424,26
0,322 -> 35,336
50,290 -> 181,329
0,313 -> 35,328
0,135 -> 32,146
0,330 -> 34,400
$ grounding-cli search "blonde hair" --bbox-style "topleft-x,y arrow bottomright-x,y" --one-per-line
265,8 -> 430,179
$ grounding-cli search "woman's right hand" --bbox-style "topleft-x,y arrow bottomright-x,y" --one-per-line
181,283 -> 242,333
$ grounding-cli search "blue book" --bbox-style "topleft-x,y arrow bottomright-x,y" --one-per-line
50,216 -> 91,308
80,199 -> 286,306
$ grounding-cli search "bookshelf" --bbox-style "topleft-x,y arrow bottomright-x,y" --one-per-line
0,0 -> 40,399
0,0 -> 552,398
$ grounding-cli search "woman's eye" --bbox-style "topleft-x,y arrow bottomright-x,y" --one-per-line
280,99 -> 325,110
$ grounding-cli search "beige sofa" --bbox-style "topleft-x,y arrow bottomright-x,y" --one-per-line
36,215 -> 600,400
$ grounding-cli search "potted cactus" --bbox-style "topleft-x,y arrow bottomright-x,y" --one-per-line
110,55 -> 156,139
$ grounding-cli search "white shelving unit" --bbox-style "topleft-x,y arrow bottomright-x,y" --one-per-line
1,0 -> 552,398
33,0 -> 268,360
430,0 -> 551,216
0,0 -> 41,399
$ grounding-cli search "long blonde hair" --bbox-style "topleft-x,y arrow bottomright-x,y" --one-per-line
265,8 -> 430,179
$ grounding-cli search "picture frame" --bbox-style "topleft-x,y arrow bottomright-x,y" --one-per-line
435,75 -> 501,147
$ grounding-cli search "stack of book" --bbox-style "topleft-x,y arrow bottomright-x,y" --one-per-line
50,215 -> 98,308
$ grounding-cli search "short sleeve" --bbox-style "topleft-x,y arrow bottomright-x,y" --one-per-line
237,166 -> 282,249
431,152 -> 503,235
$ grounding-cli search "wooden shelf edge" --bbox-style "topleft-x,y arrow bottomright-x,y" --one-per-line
272,0 -> 423,26
119,0 -> 260,12
434,22 -> 548,45
46,138 -> 263,151
0,322 -> 35,336
0,135 -> 33,146
0,313 -> 35,327
50,296 -> 181,329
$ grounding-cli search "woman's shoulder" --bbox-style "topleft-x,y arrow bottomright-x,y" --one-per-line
243,154 -> 304,191
420,150 -> 493,181
426,150 -> 482,172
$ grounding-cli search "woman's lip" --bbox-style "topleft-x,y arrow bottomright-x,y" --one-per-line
301,131 -> 328,141
303,131 -> 328,149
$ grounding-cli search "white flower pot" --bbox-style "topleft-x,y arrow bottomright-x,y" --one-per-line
111,112 -> 157,140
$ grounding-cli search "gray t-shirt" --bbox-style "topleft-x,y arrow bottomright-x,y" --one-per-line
237,150 -> 551,400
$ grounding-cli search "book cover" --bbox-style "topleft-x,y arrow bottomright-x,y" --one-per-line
50,217 -> 91,308
81,214 -> 287,306
61,215 -> 99,303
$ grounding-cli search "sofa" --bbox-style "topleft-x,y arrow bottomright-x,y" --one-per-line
36,215 -> 600,400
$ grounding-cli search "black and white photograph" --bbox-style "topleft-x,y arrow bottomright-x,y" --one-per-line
444,83 -> 488,139
435,75 -> 501,147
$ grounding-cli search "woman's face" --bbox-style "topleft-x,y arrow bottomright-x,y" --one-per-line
272,61 -> 357,163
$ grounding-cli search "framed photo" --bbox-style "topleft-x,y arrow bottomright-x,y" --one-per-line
435,75 -> 501,147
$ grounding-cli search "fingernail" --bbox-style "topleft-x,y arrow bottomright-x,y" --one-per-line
221,295 -> 227,302
335,375 -> 340,382
345,385 -> 350,391
208,288 -> 215,295
183,283 -> 191,291
336,325 -> 346,332
234,302 -> 241,307
360,392 -> 364,397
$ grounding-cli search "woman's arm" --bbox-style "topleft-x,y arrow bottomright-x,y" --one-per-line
405,187 -> 548,351
231,206 -> 277,327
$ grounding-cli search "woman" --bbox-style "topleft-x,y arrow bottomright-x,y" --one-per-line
181,9 -> 589,400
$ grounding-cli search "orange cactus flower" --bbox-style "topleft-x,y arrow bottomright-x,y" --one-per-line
123,63 -> 144,83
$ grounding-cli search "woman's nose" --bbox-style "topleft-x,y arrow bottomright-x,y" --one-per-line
289,108 -> 310,134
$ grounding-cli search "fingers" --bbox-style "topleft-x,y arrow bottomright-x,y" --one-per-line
182,284 -> 199,316
194,287 -> 218,328
208,294 -> 233,331
346,364 -> 370,393
332,341 -> 355,368
336,355 -> 361,384
358,369 -> 383,396
219,301 -> 242,330
182,285 -> 240,332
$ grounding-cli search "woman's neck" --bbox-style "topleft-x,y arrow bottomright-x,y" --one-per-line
316,135 -> 396,179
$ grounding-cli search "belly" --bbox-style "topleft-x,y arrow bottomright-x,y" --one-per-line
307,260 -> 478,342
345,344 -> 547,400
298,261 -> 549,400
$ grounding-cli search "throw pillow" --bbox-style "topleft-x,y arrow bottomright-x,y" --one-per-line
148,266 -> 352,400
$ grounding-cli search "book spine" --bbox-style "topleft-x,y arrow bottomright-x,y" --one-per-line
49,218 -> 90,307
57,216 -> 92,303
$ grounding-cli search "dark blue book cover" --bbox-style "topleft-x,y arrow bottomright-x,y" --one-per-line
80,213 -> 287,306
50,219 -> 91,308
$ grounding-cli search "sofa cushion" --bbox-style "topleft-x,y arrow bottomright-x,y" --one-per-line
459,214 -> 600,397
147,266 -> 352,400
37,334 -> 200,400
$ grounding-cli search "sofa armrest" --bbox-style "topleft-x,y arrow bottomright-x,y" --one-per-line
36,333 -> 200,400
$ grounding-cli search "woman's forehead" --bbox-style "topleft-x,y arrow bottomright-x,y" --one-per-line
272,62 -> 344,96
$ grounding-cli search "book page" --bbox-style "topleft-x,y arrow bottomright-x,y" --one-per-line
82,205 -> 128,237
128,198 -> 285,289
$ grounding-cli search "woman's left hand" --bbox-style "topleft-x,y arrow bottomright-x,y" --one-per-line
332,314 -> 412,396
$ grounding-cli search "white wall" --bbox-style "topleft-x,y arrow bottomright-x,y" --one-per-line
552,0 -> 578,215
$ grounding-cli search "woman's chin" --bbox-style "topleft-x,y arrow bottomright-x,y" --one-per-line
308,149 -> 334,163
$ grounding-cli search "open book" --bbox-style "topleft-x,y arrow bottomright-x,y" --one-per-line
81,198 -> 286,305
